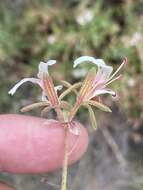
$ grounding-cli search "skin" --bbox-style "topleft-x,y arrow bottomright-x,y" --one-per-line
0,114 -> 88,190
0,183 -> 14,190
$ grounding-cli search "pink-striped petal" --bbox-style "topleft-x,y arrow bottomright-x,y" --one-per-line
95,65 -> 113,84
92,89 -> 116,97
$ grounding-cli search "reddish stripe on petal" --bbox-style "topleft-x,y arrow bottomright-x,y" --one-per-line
43,74 -> 59,106
69,68 -> 96,121
78,68 -> 96,101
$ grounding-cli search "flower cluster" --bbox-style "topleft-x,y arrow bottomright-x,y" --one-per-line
9,56 -> 126,131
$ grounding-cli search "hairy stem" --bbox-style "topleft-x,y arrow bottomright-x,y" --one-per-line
55,108 -> 69,190
61,124 -> 69,190
69,100 -> 80,121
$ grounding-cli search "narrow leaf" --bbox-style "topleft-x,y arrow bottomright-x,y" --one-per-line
21,101 -> 50,112
41,106 -> 52,117
88,100 -> 112,112
83,104 -> 97,130
60,101 -> 72,110
60,80 -> 78,94
59,82 -> 82,100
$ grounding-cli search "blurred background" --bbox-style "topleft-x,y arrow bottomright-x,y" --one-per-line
0,0 -> 143,189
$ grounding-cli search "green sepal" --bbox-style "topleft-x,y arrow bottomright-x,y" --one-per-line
21,101 -> 50,112
60,100 -> 72,110
59,82 -> 82,100
41,106 -> 52,117
59,80 -> 78,95
88,100 -> 112,112
83,103 -> 97,130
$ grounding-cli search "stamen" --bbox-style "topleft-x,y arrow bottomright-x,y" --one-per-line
106,74 -> 122,86
108,58 -> 126,82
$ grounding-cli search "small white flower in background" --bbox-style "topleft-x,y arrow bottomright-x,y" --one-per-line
8,60 -> 62,101
76,9 -> 93,26
47,35 -> 56,44
130,32 -> 142,47
127,78 -> 136,87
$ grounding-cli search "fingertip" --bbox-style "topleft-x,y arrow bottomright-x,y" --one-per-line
0,183 -> 15,190
0,114 -> 88,173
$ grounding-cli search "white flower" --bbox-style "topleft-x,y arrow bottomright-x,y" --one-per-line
76,9 -> 93,26
47,35 -> 56,44
8,60 -> 62,100
130,32 -> 142,47
73,56 -> 126,98
69,56 -> 126,121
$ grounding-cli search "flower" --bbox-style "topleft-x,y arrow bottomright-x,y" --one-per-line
8,60 -> 62,102
69,56 -> 126,122
76,9 -> 93,26
74,56 -> 126,98
130,32 -> 142,47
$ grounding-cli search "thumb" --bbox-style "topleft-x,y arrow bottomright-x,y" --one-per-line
0,183 -> 15,190
0,114 -> 88,173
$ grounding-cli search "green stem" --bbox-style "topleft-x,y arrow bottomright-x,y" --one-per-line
55,107 -> 69,190
69,101 -> 80,121
61,124 -> 69,190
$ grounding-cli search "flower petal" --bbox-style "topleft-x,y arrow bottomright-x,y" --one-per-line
42,91 -> 48,101
37,60 -> 56,78
42,86 -> 62,101
54,85 -> 63,92
43,73 -> 59,106
8,78 -> 41,95
95,65 -> 113,82
93,89 -> 116,97
74,56 -> 113,81
73,56 -> 106,68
